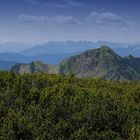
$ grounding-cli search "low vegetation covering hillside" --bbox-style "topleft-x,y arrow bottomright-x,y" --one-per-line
0,71 -> 140,139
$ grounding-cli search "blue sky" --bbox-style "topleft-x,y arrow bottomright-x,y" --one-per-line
0,0 -> 139,43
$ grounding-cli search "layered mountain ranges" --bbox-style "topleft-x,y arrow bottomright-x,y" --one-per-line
0,41 -> 140,67
10,46 -> 140,80
20,41 -> 140,57
0,41 -> 140,80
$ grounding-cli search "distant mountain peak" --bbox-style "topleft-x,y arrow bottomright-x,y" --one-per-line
125,55 -> 135,59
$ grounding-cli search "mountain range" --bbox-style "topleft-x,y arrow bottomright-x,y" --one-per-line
0,52 -> 75,64
0,41 -> 140,71
20,41 -> 140,57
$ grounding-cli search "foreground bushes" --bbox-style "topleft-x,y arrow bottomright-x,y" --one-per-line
0,71 -> 140,139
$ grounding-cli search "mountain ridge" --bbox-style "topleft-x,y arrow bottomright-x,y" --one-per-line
20,41 -> 140,57
0,41 -> 140,66
59,46 -> 140,80
11,61 -> 59,74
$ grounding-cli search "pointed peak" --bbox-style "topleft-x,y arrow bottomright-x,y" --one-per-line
100,46 -> 111,50
125,55 -> 135,59
128,55 -> 135,58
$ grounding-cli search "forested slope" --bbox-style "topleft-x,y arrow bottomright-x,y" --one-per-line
0,72 -> 140,139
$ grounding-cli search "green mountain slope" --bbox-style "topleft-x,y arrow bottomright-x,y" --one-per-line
59,46 -> 140,80
11,61 -> 59,74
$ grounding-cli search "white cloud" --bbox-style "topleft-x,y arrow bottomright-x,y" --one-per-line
18,12 -> 134,28
18,15 -> 78,24
87,12 -> 133,26
51,15 -> 78,24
